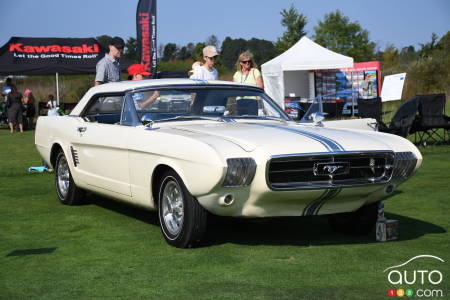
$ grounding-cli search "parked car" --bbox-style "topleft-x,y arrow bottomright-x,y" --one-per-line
35,79 -> 422,248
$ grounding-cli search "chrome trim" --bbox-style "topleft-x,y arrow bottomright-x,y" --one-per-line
70,146 -> 79,167
268,150 -> 395,160
265,150 -> 396,190
130,83 -> 264,94
130,85 -> 290,122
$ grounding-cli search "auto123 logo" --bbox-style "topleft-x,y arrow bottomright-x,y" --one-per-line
384,255 -> 445,297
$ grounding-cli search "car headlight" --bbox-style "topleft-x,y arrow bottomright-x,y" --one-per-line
392,152 -> 417,180
223,158 -> 257,187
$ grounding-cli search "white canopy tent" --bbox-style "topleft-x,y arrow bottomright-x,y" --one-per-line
262,36 -> 353,108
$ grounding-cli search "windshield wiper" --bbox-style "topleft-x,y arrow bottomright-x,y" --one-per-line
154,115 -> 225,124
231,115 -> 287,122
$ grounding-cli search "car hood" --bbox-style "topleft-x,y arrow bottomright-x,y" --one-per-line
165,121 -> 398,154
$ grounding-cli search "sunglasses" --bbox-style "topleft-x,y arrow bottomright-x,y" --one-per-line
241,60 -> 252,64
207,56 -> 217,60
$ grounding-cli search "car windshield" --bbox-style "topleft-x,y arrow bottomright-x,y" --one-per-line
130,87 -> 290,123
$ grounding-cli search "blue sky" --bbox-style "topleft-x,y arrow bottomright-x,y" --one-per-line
1,0 -> 449,51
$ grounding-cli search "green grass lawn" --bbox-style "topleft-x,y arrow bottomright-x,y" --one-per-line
0,129 -> 449,300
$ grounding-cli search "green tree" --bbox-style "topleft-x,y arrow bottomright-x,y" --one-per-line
220,37 -> 247,69
124,37 -> 138,61
407,32 -> 450,96
177,46 -> 189,60
191,42 -> 206,61
246,38 -> 278,66
96,35 -> 112,49
382,44 -> 399,70
186,43 -> 195,58
220,37 -> 278,70
162,43 -> 178,61
205,35 -> 220,49
419,32 -> 439,59
275,5 -> 307,52
399,46 -> 418,66
313,10 -> 376,62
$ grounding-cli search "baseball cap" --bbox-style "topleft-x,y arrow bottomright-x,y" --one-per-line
127,64 -> 151,76
110,37 -> 125,49
24,89 -> 32,95
203,46 -> 218,57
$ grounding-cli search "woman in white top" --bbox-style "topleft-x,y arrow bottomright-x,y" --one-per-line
190,46 -> 219,80
232,51 -> 264,88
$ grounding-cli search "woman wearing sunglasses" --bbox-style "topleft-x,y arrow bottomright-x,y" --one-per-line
233,51 -> 264,88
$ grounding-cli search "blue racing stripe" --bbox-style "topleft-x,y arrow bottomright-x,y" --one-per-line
250,123 -> 345,152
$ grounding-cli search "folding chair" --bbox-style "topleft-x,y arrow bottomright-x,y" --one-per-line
379,96 -> 419,137
410,94 -> 450,145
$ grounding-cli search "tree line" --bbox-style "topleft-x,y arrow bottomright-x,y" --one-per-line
99,4 -> 448,97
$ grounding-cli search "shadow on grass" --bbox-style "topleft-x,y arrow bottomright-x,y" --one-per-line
87,195 -> 160,227
86,193 -> 446,248
203,212 -> 446,247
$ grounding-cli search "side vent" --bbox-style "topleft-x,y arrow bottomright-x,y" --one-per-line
70,146 -> 79,167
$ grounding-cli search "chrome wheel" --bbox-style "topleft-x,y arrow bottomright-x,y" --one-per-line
57,155 -> 70,199
158,170 -> 208,248
161,179 -> 184,236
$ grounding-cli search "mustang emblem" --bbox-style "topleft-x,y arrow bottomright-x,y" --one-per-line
323,165 -> 343,174
314,162 -> 350,176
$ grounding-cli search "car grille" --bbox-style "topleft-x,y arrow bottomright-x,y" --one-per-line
266,151 -> 410,190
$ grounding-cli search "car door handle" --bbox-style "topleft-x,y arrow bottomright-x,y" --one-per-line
77,127 -> 87,133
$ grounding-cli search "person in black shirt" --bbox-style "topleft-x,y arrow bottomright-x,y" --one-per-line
6,85 -> 23,133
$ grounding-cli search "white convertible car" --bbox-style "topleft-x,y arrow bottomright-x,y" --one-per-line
35,79 -> 422,248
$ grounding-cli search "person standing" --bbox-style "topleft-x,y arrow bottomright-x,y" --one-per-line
6,85 -> 23,133
95,37 -> 125,86
23,89 -> 36,128
2,77 -> 13,101
46,94 -> 58,116
233,51 -> 264,88
190,46 -> 219,80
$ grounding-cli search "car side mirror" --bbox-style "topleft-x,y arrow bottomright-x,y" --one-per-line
141,113 -> 154,126
310,112 -> 325,125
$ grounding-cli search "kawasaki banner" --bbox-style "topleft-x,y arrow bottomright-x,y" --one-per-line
136,0 -> 157,77
0,37 -> 108,75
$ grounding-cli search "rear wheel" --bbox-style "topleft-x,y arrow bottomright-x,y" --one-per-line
158,170 -> 207,248
55,150 -> 84,205
329,202 -> 378,235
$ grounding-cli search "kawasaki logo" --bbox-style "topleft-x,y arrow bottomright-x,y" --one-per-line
9,43 -> 100,54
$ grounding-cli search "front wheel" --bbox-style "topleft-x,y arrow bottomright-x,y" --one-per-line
158,170 -> 207,248
329,202 -> 378,235
55,150 -> 84,205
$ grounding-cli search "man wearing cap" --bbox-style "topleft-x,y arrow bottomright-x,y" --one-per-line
95,37 -> 125,86
190,45 -> 219,80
